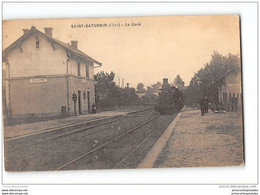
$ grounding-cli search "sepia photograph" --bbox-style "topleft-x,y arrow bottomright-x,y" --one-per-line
2,15 -> 243,172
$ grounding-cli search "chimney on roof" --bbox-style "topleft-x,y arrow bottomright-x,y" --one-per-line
23,29 -> 29,35
70,41 -> 78,49
44,27 -> 53,37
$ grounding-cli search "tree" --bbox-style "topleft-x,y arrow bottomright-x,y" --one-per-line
151,82 -> 162,91
95,71 -> 140,109
146,86 -> 153,93
118,86 -> 139,107
94,71 -> 120,108
137,83 -> 145,92
94,71 -> 116,91
173,75 -> 185,88
184,51 -> 240,106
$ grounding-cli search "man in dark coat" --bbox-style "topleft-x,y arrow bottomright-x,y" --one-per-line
200,96 -> 205,116
204,96 -> 209,113
92,103 -> 97,114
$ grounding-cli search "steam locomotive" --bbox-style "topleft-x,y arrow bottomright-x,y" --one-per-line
155,78 -> 184,114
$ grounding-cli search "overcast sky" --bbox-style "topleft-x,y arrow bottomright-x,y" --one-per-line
3,15 -> 240,88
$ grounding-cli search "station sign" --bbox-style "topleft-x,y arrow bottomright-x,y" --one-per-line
29,78 -> 48,83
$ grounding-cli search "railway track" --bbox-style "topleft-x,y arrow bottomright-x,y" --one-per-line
5,108 -> 161,171
5,108 -> 153,150
56,114 -> 177,171
55,116 -> 159,171
113,126 -> 158,169
5,112 -> 152,163
4,116 -> 109,141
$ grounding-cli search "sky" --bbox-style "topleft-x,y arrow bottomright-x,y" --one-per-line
3,15 -> 240,88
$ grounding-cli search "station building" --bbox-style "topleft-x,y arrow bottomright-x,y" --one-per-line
3,26 -> 102,119
215,67 -> 242,112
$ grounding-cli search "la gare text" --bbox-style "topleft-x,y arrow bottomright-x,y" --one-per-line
71,22 -> 141,28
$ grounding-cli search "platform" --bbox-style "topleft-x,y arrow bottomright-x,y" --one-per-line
139,107 -> 244,168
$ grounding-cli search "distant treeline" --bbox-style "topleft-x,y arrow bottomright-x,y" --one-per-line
94,71 -> 142,109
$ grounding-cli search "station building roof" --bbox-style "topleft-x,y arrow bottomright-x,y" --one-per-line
3,26 -> 102,67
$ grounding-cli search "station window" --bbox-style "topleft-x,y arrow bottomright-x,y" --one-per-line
86,65 -> 89,78
77,62 -> 81,76
36,40 -> 40,48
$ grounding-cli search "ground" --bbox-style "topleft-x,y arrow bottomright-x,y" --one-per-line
4,106 -> 244,170
153,108 -> 244,168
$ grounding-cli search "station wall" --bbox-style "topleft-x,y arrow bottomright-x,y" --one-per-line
7,34 -> 67,78
9,77 -> 67,116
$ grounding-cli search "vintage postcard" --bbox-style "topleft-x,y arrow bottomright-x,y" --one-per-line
2,15 -> 243,171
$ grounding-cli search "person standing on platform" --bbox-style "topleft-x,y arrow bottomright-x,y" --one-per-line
200,96 -> 205,116
204,96 -> 209,113
92,103 -> 97,114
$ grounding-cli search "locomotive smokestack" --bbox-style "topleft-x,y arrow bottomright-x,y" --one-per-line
162,78 -> 170,91
163,78 -> 168,84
